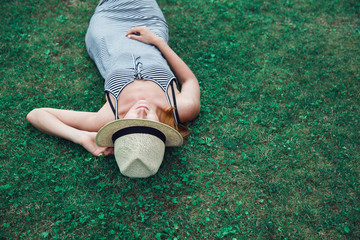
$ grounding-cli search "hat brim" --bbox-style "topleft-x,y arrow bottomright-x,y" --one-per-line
95,119 -> 183,147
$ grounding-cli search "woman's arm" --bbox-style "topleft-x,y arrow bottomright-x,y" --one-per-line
155,39 -> 201,121
27,104 -> 114,156
126,26 -> 201,121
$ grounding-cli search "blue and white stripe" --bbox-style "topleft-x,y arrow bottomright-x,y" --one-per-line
85,0 -> 178,120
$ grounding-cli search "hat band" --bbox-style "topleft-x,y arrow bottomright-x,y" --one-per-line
112,126 -> 166,144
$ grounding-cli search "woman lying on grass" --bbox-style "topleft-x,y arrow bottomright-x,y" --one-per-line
27,0 -> 200,177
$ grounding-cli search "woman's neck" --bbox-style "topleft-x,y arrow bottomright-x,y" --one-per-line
116,79 -> 169,119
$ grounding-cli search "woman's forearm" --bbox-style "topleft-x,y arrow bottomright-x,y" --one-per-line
27,108 -> 84,144
154,38 -> 197,84
27,108 -> 113,156
126,26 -> 198,85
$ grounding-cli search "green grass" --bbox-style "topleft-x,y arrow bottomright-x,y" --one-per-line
1,0 -> 359,239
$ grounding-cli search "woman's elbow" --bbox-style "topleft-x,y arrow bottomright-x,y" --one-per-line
26,109 -> 35,122
26,108 -> 44,123
194,100 -> 201,117
185,100 -> 201,122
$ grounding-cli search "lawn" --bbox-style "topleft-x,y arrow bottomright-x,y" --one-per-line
1,0 -> 359,239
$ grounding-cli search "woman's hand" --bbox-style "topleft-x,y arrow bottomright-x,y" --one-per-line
80,132 -> 114,157
125,26 -> 164,46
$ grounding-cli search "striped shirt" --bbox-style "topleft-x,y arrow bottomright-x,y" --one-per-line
85,0 -> 178,121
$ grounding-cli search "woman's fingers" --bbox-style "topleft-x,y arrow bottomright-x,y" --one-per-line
125,26 -> 146,37
104,147 -> 114,156
125,26 -> 160,45
127,33 -> 142,41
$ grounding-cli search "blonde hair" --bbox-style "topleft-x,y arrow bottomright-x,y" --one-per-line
158,107 -> 189,138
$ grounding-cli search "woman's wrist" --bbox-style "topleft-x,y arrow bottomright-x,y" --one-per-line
153,37 -> 167,49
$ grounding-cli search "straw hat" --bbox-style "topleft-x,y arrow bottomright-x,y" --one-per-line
96,119 -> 183,178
